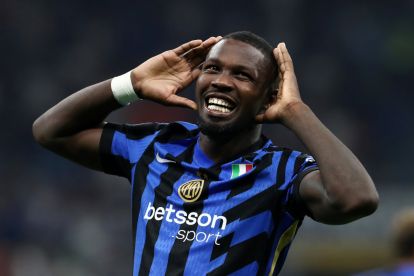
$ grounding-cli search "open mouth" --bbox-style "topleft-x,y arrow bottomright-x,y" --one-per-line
205,96 -> 236,114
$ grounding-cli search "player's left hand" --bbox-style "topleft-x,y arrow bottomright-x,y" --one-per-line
255,43 -> 304,124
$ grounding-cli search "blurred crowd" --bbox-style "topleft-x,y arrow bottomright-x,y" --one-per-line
1,0 -> 413,275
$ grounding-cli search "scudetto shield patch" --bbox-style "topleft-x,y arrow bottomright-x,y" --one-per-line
178,179 -> 205,202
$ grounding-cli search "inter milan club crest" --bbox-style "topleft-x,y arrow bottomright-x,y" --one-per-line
178,179 -> 205,202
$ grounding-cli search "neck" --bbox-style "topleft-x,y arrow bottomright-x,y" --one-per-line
198,125 -> 262,164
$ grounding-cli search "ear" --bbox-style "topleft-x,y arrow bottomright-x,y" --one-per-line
259,88 -> 278,113
266,88 -> 279,107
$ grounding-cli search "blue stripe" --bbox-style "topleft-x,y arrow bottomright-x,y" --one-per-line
112,130 -> 159,163
184,167 -> 229,274
144,140 -> 191,275
229,211 -> 273,246
133,137 -> 192,275
148,174 -> 189,275
111,131 -> 129,159
176,121 -> 198,131
132,158 -> 169,276
154,140 -> 193,158
128,133 -> 159,163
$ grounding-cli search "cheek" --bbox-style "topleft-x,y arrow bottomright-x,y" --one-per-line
196,74 -> 210,88
195,75 -> 208,101
241,90 -> 268,113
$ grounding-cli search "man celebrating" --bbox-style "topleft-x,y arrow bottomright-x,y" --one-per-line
33,31 -> 379,275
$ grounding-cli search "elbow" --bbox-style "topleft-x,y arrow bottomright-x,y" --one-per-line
337,186 -> 380,222
351,191 -> 379,217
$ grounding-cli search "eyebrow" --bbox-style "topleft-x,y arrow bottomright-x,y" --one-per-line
205,58 -> 258,76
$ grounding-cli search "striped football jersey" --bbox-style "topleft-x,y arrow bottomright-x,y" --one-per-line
99,121 -> 318,275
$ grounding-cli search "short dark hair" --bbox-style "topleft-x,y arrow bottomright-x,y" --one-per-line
392,209 -> 414,258
223,31 -> 278,94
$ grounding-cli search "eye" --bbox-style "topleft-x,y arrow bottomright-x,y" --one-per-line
235,71 -> 252,81
203,64 -> 220,73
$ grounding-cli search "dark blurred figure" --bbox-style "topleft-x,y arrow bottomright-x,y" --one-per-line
354,208 -> 414,276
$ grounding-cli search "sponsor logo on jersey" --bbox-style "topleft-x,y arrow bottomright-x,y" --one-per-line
178,179 -> 204,202
143,202 -> 227,244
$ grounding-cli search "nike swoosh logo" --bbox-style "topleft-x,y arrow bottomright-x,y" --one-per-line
156,152 -> 176,164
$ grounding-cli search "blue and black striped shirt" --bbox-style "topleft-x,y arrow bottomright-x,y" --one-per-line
99,121 -> 318,275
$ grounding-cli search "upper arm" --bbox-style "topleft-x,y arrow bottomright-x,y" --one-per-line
37,125 -> 104,172
299,170 -> 372,224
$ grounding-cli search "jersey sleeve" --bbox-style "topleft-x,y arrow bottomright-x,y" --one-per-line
99,122 -> 166,180
284,152 -> 319,219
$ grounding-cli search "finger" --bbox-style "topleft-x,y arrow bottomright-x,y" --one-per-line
200,36 -> 222,49
274,45 -> 285,72
182,45 -> 212,68
278,42 -> 294,73
181,36 -> 222,69
166,94 -> 197,110
172,40 -> 203,56
274,46 -> 285,78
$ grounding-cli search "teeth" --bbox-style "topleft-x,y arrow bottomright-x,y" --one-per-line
208,97 -> 232,108
207,104 -> 231,113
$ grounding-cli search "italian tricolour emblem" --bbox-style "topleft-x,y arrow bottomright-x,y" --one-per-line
231,164 -> 253,179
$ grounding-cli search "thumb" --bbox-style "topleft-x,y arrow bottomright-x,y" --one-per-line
166,94 -> 197,110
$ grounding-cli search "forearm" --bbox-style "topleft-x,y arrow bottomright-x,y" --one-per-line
283,102 -> 378,213
33,80 -> 120,143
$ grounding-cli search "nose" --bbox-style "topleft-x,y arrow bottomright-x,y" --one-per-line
211,72 -> 233,92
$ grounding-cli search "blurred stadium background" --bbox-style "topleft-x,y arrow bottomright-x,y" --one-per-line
1,0 -> 413,275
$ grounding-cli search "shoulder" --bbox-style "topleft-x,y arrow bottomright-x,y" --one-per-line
103,121 -> 199,140
153,121 -> 199,142
262,145 -> 316,168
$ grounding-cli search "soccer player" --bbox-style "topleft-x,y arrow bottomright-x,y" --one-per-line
33,31 -> 379,275
390,208 -> 414,275
354,208 -> 414,276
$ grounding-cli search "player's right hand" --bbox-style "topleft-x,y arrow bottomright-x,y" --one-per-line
131,37 -> 221,110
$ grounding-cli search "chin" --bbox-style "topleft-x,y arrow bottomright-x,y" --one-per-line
197,117 -> 256,139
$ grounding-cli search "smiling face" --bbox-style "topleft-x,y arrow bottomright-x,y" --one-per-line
196,39 -> 274,137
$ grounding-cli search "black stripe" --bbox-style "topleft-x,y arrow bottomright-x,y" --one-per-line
130,122 -> 198,260
207,233 -> 269,276
222,185 -> 283,230
164,164 -> 222,275
275,149 -> 291,189
257,149 -> 293,275
123,122 -> 167,140
99,124 -> 132,178
226,152 -> 274,199
210,232 -> 234,261
132,122 -> 199,239
155,122 -> 199,143
221,150 -> 290,224
293,153 -> 306,174
131,140 -> 157,248
138,142 -> 196,275
287,166 -> 319,219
